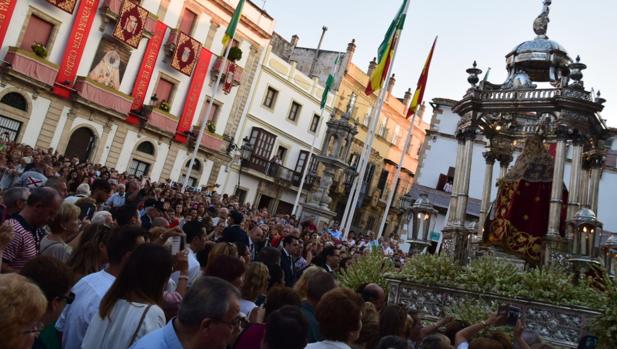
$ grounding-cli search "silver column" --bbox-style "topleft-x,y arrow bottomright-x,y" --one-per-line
547,138 -> 567,237
478,151 -> 495,235
456,132 -> 475,225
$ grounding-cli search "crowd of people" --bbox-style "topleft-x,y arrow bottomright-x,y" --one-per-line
0,141 -> 557,349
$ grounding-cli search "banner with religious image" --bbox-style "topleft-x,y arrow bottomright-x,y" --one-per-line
170,31 -> 201,76
88,37 -> 130,90
113,0 -> 148,48
47,0 -> 78,14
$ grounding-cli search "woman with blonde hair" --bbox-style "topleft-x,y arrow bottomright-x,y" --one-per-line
66,223 -> 112,279
293,266 -> 323,299
205,241 -> 238,269
40,202 -> 81,262
0,273 -> 47,349
240,262 -> 269,317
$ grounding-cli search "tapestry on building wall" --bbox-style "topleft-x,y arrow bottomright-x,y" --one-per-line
170,32 -> 201,76
88,37 -> 131,90
47,0 -> 78,14
112,0 -> 149,49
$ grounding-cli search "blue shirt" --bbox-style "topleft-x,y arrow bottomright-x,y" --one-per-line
130,319 -> 183,349
106,193 -> 126,208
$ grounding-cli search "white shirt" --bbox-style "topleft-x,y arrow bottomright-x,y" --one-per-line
306,340 -> 352,349
56,270 -> 116,349
169,247 -> 200,289
81,299 -> 165,349
239,299 -> 257,318
457,342 -> 469,349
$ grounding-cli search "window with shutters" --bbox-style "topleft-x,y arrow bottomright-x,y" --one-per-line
247,127 -> 277,173
377,169 -> 389,191
179,8 -> 198,35
309,114 -> 320,133
263,87 -> 278,109
197,99 -> 220,125
294,150 -> 309,174
276,146 -> 288,163
20,14 -> 54,51
154,76 -> 176,109
287,101 -> 302,122
128,159 -> 150,177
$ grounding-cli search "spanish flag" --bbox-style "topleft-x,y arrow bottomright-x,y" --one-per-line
407,36 -> 437,118
222,0 -> 246,47
365,0 -> 408,96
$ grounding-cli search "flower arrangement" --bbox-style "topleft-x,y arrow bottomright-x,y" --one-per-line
31,42 -> 48,58
339,248 -> 394,291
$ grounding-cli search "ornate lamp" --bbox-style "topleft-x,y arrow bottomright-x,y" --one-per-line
571,207 -> 602,258
601,233 -> 617,277
240,136 -> 253,161
407,193 -> 437,254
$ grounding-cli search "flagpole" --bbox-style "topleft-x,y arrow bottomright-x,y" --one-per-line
376,111 -> 417,238
291,53 -> 341,216
343,0 -> 410,238
182,22 -> 240,192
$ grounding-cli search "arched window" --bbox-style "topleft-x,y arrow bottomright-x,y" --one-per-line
1,92 -> 27,111
136,141 -> 155,155
185,159 -> 201,171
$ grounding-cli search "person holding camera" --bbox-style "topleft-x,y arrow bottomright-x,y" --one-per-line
454,311 -> 532,349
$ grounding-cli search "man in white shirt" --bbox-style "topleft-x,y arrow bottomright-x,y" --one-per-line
169,221 -> 204,288
56,226 -> 146,349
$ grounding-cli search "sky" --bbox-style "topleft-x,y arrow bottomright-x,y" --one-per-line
260,0 -> 617,125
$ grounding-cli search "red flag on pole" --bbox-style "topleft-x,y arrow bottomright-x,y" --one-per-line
407,36 -> 437,118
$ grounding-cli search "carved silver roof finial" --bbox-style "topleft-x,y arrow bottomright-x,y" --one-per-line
533,0 -> 552,38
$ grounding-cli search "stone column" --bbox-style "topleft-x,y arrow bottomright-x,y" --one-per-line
446,138 -> 465,225
478,151 -> 496,235
455,131 -> 475,225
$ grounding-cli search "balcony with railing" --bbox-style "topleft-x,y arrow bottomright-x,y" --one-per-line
3,47 -> 59,88
244,156 -> 315,188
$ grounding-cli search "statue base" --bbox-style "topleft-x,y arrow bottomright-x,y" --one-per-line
299,203 -> 337,232
441,224 -> 471,264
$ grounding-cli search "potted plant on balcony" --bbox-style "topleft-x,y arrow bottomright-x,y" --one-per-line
227,46 -> 243,62
159,100 -> 171,112
31,42 -> 48,59
207,120 -> 216,133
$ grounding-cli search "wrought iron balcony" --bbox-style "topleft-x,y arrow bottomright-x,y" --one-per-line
244,156 -> 306,187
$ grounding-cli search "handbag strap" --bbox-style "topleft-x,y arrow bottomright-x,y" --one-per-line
128,304 -> 153,346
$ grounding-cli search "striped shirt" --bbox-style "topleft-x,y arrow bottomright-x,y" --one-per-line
2,215 -> 44,271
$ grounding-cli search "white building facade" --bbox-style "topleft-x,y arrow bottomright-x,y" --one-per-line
223,44 -> 334,213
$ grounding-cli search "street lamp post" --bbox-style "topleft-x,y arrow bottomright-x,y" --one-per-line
406,192 -> 436,255
602,233 -> 617,278
233,136 -> 252,202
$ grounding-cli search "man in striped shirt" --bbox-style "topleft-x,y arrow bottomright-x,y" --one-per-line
1,187 -> 62,272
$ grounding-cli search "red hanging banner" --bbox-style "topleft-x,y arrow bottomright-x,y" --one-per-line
129,20 -> 166,114
0,0 -> 17,48
52,0 -> 101,99
174,48 -> 213,143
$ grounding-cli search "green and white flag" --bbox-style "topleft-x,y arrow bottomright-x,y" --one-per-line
320,54 -> 341,109
222,0 -> 246,46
